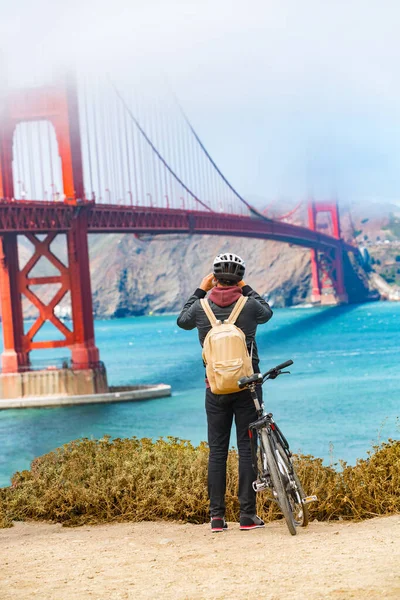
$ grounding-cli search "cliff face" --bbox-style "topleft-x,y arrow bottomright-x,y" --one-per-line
88,234 -> 312,316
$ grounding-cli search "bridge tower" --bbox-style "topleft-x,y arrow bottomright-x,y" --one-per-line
0,78 -> 107,398
308,201 -> 348,305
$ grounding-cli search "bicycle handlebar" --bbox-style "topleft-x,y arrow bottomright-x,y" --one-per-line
271,359 -> 293,372
238,359 -> 293,389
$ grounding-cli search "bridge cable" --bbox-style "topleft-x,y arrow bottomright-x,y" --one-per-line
172,96 -> 270,220
108,79 -> 214,213
276,201 -> 303,221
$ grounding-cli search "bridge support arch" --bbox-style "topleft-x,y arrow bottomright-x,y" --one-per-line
308,201 -> 348,305
0,78 -> 105,397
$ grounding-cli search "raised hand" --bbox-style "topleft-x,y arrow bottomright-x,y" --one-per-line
200,273 -> 216,292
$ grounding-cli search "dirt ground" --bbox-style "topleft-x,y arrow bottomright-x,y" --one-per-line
0,515 -> 399,600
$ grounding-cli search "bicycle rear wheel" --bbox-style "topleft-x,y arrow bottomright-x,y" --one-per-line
260,429 -> 296,536
275,442 -> 309,527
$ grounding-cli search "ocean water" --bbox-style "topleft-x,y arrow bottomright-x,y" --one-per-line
0,302 -> 399,487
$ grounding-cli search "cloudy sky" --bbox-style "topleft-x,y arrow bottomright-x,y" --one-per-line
2,0 -> 400,207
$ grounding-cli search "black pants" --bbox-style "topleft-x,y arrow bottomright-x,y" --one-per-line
205,386 -> 261,518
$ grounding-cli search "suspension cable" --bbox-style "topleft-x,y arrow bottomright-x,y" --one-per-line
172,97 -> 268,219
108,79 -> 213,213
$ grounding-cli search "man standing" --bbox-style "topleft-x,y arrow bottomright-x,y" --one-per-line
177,253 -> 273,531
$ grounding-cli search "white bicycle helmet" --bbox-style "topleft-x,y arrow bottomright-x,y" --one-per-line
213,253 -> 246,283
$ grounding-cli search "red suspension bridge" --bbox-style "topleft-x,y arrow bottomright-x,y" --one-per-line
0,75 -> 359,393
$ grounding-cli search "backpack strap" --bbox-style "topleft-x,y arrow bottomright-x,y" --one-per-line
200,298 -> 221,326
225,295 -> 248,325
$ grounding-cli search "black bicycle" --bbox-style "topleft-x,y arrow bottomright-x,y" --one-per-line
238,359 -> 317,536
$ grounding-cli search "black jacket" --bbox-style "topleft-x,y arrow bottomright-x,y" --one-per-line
177,285 -> 273,366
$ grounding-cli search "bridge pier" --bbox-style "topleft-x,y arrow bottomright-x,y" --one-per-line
310,248 -> 322,303
0,234 -> 29,373
308,201 -> 348,305
67,210 -> 100,368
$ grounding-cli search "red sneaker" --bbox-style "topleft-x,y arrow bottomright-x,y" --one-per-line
211,517 -> 228,532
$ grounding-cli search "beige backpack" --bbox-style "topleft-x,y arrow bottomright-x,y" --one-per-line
200,296 -> 254,395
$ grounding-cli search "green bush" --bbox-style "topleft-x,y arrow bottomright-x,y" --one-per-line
0,437 -> 399,528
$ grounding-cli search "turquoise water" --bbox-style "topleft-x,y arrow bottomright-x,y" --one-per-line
0,302 -> 399,487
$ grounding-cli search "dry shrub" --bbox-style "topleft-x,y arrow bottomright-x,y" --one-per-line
0,437 -> 399,528
0,496 -> 13,528
340,440 -> 400,519
1,437 -> 210,527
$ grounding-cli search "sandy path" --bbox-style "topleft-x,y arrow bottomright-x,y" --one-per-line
0,515 -> 399,600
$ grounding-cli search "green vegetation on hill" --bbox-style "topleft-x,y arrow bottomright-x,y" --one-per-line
369,247 -> 400,286
383,215 -> 400,240
1,437 -> 399,528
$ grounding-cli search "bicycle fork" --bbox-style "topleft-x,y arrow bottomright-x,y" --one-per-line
248,384 -> 271,492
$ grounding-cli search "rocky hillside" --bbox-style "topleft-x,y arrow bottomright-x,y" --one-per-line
88,234 -> 312,316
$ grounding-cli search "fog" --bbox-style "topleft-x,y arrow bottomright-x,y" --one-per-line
2,0 -> 400,207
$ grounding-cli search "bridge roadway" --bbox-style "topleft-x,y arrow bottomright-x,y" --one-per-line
0,201 -> 357,253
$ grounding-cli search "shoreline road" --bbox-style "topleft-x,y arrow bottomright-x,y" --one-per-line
1,515 -> 399,599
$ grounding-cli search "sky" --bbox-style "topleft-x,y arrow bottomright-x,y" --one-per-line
1,0 -> 400,208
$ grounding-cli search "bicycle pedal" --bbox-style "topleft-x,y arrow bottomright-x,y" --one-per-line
302,495 -> 318,504
252,480 -> 269,492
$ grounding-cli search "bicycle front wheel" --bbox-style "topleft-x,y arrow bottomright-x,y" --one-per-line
275,442 -> 309,527
260,429 -> 296,536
